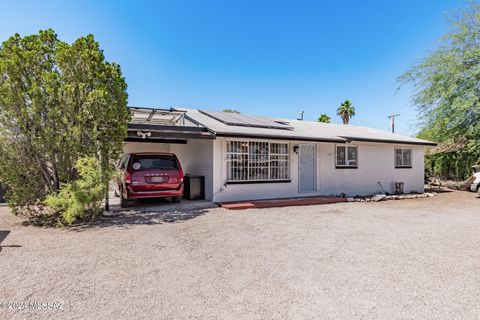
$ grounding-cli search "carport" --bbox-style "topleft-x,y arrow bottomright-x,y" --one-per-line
123,107 -> 216,200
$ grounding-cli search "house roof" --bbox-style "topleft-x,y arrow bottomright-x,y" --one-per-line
173,107 -> 436,146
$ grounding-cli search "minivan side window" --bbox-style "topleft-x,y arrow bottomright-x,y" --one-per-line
119,155 -> 129,170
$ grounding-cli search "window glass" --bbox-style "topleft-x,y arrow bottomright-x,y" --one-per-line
336,146 -> 346,166
131,155 -> 178,170
347,147 -> 357,166
118,155 -> 128,170
336,145 -> 357,167
227,141 -> 289,181
395,148 -> 412,167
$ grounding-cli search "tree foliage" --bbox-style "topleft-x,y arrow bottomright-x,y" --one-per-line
0,29 -> 130,210
317,114 -> 331,123
400,4 -> 480,179
336,99 -> 355,124
222,108 -> 240,114
45,157 -> 110,225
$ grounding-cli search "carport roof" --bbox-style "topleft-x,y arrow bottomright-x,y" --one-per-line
173,107 -> 436,146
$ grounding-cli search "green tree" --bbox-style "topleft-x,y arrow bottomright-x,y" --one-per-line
336,100 -> 355,124
222,108 -> 240,114
317,114 -> 331,123
399,3 -> 480,179
45,157 -> 111,225
0,29 -> 130,211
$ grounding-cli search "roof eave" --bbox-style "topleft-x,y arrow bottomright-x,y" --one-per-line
340,136 -> 437,146
215,132 -> 346,143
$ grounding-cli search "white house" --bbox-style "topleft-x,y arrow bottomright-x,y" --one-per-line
123,107 -> 436,202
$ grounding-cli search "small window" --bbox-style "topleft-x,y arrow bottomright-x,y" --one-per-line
336,145 -> 358,168
395,148 -> 412,168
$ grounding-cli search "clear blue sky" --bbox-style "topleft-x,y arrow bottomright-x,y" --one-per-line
0,0 -> 464,135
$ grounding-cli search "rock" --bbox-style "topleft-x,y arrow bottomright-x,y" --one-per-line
372,194 -> 387,202
347,198 -> 355,202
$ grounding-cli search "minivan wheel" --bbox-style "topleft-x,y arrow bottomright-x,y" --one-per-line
172,196 -> 182,203
120,196 -> 132,208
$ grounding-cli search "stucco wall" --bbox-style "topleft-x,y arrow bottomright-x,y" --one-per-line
123,138 -> 425,203
317,142 -> 424,196
170,140 -> 214,200
123,140 -> 214,200
212,137 -> 425,202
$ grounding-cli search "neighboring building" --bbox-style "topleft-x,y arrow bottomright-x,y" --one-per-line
124,107 -> 436,202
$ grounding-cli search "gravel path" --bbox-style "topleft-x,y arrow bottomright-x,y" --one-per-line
1,190 -> 479,319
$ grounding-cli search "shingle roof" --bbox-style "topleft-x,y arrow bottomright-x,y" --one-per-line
174,107 -> 436,146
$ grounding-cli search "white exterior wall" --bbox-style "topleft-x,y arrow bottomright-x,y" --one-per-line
317,142 -> 424,196
123,140 -> 214,200
123,137 -> 425,203
212,137 -> 424,202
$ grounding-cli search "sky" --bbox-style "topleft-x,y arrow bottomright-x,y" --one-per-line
0,0 -> 466,135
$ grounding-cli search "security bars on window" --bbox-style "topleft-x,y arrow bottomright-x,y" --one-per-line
395,148 -> 412,167
226,141 -> 289,182
336,145 -> 358,167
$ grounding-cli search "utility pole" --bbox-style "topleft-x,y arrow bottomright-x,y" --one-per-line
388,113 -> 400,133
297,110 -> 304,121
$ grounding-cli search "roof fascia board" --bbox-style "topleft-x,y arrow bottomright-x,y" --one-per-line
127,123 -> 210,133
216,132 -> 346,143
340,136 -> 437,146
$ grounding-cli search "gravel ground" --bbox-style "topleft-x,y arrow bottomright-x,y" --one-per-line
1,190 -> 480,320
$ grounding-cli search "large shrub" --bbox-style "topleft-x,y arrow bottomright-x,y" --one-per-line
45,157 -> 111,225
0,29 -> 130,212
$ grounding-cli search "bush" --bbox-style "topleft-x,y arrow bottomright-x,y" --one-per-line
425,141 -> 480,181
45,157 -> 111,225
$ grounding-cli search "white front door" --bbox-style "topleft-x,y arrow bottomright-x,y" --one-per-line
298,144 -> 316,193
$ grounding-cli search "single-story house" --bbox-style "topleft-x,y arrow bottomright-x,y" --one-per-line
124,107 -> 436,202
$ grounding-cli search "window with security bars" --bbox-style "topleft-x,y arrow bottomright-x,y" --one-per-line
335,144 -> 358,168
226,141 -> 289,182
395,148 -> 412,167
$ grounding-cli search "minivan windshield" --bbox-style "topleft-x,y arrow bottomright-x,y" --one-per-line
131,155 -> 178,171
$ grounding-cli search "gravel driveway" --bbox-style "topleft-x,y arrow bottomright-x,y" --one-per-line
1,190 -> 479,319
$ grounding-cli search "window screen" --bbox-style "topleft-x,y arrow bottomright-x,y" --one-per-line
395,148 -> 412,167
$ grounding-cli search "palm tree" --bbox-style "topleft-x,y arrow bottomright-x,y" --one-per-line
336,99 -> 355,124
317,114 -> 331,123
222,108 -> 240,114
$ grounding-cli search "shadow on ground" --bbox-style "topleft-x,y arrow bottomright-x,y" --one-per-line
98,207 -> 210,228
424,187 -> 453,194
0,230 -> 21,253
66,198 -> 217,231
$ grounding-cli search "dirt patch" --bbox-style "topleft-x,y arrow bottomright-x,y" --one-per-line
1,191 -> 479,319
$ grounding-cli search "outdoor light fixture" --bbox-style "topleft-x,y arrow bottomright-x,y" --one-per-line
137,131 -> 152,139
293,145 -> 299,154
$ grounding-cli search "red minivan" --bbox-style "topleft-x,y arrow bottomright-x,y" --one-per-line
116,153 -> 184,207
